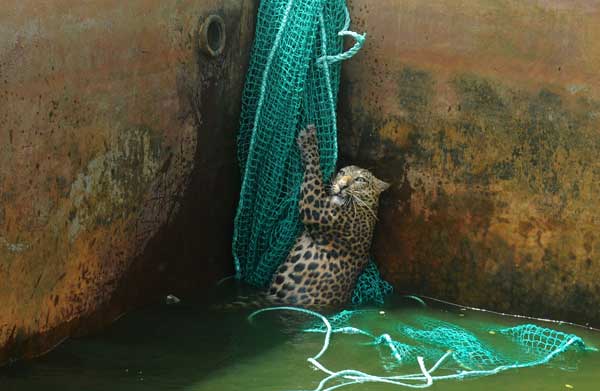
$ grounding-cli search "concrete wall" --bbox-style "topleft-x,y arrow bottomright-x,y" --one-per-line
340,0 -> 600,326
0,0 -> 256,364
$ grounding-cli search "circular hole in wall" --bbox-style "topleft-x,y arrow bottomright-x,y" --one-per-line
199,15 -> 226,57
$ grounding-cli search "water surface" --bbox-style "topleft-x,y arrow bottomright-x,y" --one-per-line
1,293 -> 599,391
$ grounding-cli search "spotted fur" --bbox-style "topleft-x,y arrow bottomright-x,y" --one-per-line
219,125 -> 390,311
261,124 -> 390,308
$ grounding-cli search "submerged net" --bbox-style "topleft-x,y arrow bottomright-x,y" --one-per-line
232,0 -> 391,304
249,304 -> 598,390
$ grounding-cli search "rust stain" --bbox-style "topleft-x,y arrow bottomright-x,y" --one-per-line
342,0 -> 600,325
0,0 -> 258,364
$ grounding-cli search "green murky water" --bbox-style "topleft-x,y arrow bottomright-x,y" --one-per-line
2,292 -> 599,391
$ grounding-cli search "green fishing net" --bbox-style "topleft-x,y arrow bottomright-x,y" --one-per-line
233,0 -> 392,304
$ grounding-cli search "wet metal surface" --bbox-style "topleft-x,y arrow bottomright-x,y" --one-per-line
0,0 -> 257,364
340,0 -> 600,326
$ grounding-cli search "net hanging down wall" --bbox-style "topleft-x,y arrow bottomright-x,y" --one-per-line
232,0 -> 392,304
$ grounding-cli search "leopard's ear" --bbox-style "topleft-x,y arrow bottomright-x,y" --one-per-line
375,178 -> 390,192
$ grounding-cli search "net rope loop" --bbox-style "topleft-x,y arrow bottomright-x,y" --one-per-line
316,5 -> 366,67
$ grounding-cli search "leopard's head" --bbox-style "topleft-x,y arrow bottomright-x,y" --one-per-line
330,166 -> 390,208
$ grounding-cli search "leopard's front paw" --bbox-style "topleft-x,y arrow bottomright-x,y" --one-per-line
297,124 -> 318,152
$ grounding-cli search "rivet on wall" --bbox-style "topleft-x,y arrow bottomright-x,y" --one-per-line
198,14 -> 226,57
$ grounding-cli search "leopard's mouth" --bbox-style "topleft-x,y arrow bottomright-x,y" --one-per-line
331,195 -> 345,206
331,187 -> 347,206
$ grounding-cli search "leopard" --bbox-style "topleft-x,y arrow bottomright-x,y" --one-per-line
260,124 -> 390,308
219,124 -> 390,310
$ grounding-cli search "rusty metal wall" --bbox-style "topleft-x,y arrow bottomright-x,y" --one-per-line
340,0 -> 600,326
0,0 -> 257,364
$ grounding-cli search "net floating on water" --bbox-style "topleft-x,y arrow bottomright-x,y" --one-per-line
249,305 -> 598,391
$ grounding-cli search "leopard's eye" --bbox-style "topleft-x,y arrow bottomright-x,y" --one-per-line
355,177 -> 367,183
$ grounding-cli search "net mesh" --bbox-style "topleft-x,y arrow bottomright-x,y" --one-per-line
249,304 -> 598,390
233,0 -> 391,304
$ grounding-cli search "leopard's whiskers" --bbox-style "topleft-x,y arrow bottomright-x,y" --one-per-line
347,189 -> 378,221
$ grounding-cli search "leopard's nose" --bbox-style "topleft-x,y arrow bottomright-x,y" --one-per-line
339,175 -> 352,188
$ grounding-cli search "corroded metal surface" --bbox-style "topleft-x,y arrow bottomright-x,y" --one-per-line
0,0 -> 257,363
341,0 -> 600,325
